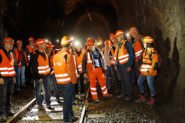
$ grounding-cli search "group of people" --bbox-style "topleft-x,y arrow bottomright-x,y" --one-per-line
0,26 -> 160,123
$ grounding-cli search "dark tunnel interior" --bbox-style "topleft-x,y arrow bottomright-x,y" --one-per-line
0,0 -> 185,122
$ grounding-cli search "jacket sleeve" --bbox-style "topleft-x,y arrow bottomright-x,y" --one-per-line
66,54 -> 77,84
125,41 -> 135,68
82,53 -> 87,74
30,53 -> 40,79
152,53 -> 159,70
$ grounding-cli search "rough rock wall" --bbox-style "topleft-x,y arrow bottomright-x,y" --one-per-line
135,0 -> 185,111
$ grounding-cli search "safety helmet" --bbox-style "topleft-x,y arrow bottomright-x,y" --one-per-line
115,30 -> 124,37
86,37 -> 95,46
28,37 -> 34,42
61,36 -> 72,47
3,37 -> 14,44
46,42 -> 54,48
16,40 -> 22,45
109,33 -> 115,40
104,40 -> 111,46
143,36 -> 154,43
34,38 -> 46,46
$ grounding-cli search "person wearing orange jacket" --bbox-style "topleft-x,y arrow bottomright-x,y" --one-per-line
0,37 -> 16,122
46,41 -> 60,103
30,39 -> 51,109
136,36 -> 159,105
129,27 -> 144,83
53,36 -> 78,123
74,44 -> 85,95
82,37 -> 112,103
111,30 -> 135,101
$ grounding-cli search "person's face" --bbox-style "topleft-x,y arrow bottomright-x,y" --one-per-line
144,43 -> 147,48
39,43 -> 46,51
129,27 -> 138,38
29,40 -> 34,45
18,42 -> 22,48
76,46 -> 82,52
88,45 -> 95,51
116,34 -> 124,42
5,42 -> 14,50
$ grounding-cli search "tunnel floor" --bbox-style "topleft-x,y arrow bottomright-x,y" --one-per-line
9,85 -> 185,123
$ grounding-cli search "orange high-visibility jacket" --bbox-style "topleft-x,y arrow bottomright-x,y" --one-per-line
37,51 -> 51,75
133,37 -> 143,61
140,49 -> 159,76
75,51 -> 85,74
0,49 -> 15,77
53,49 -> 77,84
14,48 -> 28,66
113,41 -> 129,64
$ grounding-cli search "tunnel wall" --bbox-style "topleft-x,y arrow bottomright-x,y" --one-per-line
134,0 -> 185,111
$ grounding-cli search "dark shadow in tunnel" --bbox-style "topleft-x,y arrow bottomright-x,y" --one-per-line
153,27 -> 180,104
166,38 -> 180,102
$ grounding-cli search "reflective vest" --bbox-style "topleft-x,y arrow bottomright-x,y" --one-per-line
37,52 -> 50,75
75,51 -> 84,73
53,50 -> 77,84
0,49 -> 15,77
140,49 -> 158,76
133,36 -> 143,61
114,41 -> 129,64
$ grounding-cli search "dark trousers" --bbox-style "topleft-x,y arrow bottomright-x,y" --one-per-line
117,64 -> 132,98
0,77 -> 14,116
58,83 -> 74,122
75,73 -> 85,94
50,75 -> 59,100
34,75 -> 51,106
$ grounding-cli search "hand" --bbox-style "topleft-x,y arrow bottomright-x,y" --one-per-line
111,60 -> 116,65
0,78 -> 5,85
12,77 -> 16,84
83,73 -> 88,79
38,79 -> 43,83
127,67 -> 131,72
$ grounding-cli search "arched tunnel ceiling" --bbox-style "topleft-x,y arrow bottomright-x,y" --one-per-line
1,0 -> 119,41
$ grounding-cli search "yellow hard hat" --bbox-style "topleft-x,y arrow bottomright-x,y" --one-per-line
61,36 -> 72,46
143,36 -> 154,43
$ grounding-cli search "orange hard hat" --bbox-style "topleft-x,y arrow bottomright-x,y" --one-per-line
61,36 -> 72,46
46,42 -> 54,48
104,40 -> 111,46
115,30 -> 124,37
86,37 -> 95,46
34,38 -> 46,46
109,33 -> 115,40
143,36 -> 154,43
16,40 -> 22,45
28,37 -> 34,42
3,37 -> 14,44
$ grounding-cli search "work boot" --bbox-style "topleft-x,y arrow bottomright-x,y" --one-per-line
116,94 -> 124,99
0,115 -> 7,122
71,116 -> 78,122
124,97 -> 131,101
46,105 -> 52,109
94,99 -> 100,103
135,95 -> 146,103
104,94 -> 113,98
38,105 -> 44,110
6,111 -> 15,116
146,97 -> 156,106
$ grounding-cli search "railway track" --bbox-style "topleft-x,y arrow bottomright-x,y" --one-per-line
6,94 -> 88,123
